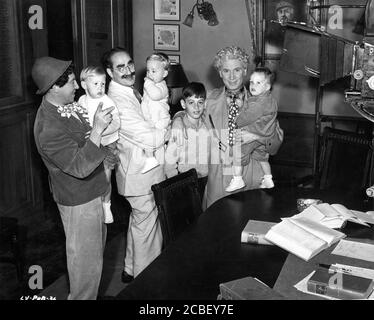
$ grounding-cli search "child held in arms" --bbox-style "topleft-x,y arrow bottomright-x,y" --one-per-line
78,66 -> 120,223
140,52 -> 171,173
165,82 -> 210,200
226,67 -> 279,192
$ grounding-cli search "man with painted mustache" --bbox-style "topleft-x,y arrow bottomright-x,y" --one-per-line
102,47 -> 168,282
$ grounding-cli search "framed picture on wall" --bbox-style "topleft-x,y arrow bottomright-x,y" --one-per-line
154,0 -> 180,21
154,24 -> 180,51
168,54 -> 180,64
260,0 -> 312,60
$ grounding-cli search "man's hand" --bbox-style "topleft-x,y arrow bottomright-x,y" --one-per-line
92,102 -> 114,134
89,102 -> 115,147
171,117 -> 187,145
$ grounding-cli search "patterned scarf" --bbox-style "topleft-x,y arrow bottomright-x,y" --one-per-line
226,87 -> 245,146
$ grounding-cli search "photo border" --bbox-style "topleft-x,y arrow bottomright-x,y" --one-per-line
153,24 -> 180,51
154,0 -> 180,21
168,54 -> 180,64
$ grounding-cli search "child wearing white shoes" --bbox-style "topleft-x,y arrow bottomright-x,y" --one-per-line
225,67 -> 279,192
140,53 -> 171,173
78,66 -> 120,223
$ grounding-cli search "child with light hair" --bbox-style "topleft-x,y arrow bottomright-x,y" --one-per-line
140,52 -> 171,173
78,66 -> 120,223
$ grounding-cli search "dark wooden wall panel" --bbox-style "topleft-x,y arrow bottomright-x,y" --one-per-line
0,105 -> 43,217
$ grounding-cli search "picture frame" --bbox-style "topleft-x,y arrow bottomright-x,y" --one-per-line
258,0 -> 312,60
168,54 -> 180,64
153,24 -> 180,51
154,0 -> 180,21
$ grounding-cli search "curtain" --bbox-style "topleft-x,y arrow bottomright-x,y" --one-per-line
244,0 -> 260,66
0,0 -> 21,99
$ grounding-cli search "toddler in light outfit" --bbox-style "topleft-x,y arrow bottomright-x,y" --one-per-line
140,53 -> 171,173
78,66 -> 120,223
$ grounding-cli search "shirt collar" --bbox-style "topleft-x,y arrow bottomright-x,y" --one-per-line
182,114 -> 204,130
109,80 -> 134,94
225,86 -> 245,99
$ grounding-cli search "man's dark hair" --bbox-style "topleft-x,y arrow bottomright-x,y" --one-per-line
53,64 -> 74,88
101,47 -> 129,70
182,82 -> 206,100
253,67 -> 276,86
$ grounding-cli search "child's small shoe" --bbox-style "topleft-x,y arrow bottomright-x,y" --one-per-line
225,176 -> 246,192
141,157 -> 159,174
260,175 -> 274,189
103,202 -> 114,224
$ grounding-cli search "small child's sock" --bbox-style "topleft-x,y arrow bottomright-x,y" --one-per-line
260,175 -> 274,189
103,201 -> 114,224
225,176 -> 246,192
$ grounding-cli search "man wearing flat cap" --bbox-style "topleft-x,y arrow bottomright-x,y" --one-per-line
265,0 -> 295,55
32,57 -> 116,300
276,0 -> 295,25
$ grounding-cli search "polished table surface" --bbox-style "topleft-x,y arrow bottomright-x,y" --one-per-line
116,187 -> 373,300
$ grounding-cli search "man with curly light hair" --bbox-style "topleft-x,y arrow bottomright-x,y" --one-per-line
172,46 -> 283,209
213,46 -> 249,72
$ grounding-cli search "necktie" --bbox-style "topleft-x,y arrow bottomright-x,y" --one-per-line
226,91 -> 243,147
132,87 -> 142,104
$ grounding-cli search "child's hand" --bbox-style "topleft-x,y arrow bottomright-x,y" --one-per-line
171,118 -> 187,145
236,128 -> 260,143
104,148 -> 119,170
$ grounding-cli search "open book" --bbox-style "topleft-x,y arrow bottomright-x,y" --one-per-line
265,217 -> 346,261
294,203 -> 374,229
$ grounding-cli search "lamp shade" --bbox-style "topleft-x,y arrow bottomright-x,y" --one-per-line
208,13 -> 219,26
166,63 -> 189,88
183,12 -> 194,27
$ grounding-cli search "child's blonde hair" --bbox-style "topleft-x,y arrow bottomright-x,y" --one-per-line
80,66 -> 106,82
146,53 -> 170,70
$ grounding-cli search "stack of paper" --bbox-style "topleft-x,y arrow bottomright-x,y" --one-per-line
293,203 -> 374,229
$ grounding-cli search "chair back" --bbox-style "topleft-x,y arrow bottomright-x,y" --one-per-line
152,169 -> 203,248
317,127 -> 373,194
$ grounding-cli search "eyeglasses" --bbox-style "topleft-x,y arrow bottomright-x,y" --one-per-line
114,62 -> 135,73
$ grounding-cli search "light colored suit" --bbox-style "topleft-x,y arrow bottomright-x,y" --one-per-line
108,80 -> 166,277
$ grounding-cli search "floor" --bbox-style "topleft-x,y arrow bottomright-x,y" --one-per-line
0,192 -> 131,300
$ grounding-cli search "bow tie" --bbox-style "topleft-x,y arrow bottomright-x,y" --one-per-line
56,102 -> 90,123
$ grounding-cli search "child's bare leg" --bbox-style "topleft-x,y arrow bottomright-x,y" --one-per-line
259,161 -> 271,176
102,166 -> 114,223
232,165 -> 243,177
259,161 -> 274,188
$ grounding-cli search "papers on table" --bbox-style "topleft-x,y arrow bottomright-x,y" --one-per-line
293,203 -> 374,229
264,201 -> 374,261
332,239 -> 374,263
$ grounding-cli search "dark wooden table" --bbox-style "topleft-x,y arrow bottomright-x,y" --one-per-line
116,187 -> 372,300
